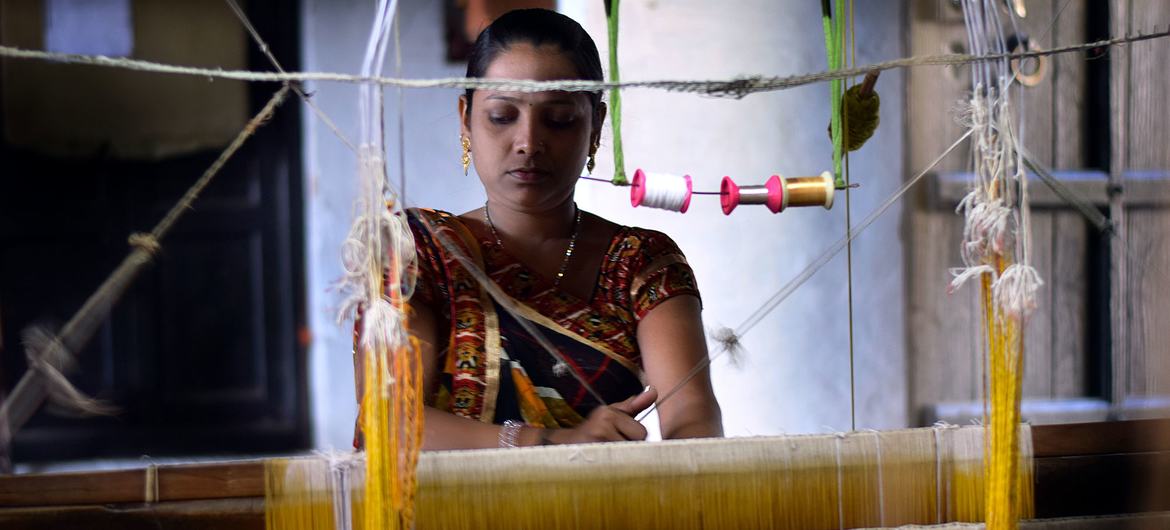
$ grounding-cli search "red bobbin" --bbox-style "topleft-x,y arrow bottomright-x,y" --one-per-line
720,175 -> 785,215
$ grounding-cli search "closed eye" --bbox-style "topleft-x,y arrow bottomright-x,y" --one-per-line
545,115 -> 577,129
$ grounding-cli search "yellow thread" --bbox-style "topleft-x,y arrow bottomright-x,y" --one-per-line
262,426 -> 1030,529
357,247 -> 424,530
265,458 -> 337,530
143,464 -> 158,504
983,252 -> 1031,529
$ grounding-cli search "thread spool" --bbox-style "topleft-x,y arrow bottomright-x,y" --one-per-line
786,171 -> 835,209
720,172 -> 835,215
828,71 -> 881,152
720,176 -> 783,215
631,168 -> 694,213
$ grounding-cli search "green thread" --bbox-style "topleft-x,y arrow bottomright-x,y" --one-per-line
822,0 -> 844,187
607,0 -> 628,185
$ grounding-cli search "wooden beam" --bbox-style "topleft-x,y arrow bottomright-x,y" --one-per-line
929,170 -> 1170,209
0,420 -> 1166,508
0,498 -> 262,530
0,461 -> 264,506
1031,418 -> 1170,457
1035,452 -> 1170,518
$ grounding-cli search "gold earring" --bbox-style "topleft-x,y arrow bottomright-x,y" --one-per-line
461,136 -> 471,175
587,144 -> 598,175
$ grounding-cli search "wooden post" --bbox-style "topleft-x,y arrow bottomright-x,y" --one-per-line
1108,0 -> 1130,406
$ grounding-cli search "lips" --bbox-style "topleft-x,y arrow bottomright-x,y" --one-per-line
508,168 -> 551,182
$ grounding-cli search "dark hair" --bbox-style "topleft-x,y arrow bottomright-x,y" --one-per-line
464,9 -> 604,118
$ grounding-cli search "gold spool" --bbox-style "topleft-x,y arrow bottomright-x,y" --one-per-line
785,171 -> 835,209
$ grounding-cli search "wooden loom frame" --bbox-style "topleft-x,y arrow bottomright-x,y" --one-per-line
0,419 -> 1166,529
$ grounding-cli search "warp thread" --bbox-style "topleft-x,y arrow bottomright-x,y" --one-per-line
266,426 -> 1031,529
955,3 -> 1035,529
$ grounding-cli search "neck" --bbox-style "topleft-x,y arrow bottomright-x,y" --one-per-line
485,199 -> 578,245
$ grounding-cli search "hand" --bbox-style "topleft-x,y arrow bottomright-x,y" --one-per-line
542,386 -> 658,445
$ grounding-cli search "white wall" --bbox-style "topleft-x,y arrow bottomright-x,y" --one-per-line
569,0 -> 908,436
302,0 -> 907,450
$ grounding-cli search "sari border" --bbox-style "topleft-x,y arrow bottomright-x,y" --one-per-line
414,208 -> 503,423
479,286 -> 502,423
629,253 -> 689,301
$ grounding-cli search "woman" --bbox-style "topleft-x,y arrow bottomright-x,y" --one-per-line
406,8 -> 721,450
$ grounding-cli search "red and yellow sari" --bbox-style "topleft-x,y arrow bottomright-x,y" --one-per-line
407,208 -> 700,428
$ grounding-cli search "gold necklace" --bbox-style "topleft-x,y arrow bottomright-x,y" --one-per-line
484,202 -> 581,287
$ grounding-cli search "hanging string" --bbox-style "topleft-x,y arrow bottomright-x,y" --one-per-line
605,0 -> 628,185
951,3 -> 1032,528
822,0 -> 845,187
394,10 -> 407,203
841,0 -> 858,433
338,2 -> 425,528
1,30 -> 1164,97
223,0 -> 356,153
630,169 -> 693,212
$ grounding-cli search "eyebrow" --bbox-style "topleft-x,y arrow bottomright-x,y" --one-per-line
484,95 -> 578,106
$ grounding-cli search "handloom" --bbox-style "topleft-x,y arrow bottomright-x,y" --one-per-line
1,2 -> 1166,529
0,424 -> 1041,530
3,419 -> 1168,529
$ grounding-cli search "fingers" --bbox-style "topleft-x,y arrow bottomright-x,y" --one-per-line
592,387 -> 657,442
611,413 -> 648,441
581,407 -> 646,442
549,387 -> 660,445
611,386 -> 658,416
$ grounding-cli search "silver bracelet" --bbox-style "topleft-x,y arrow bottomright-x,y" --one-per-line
499,419 -> 524,448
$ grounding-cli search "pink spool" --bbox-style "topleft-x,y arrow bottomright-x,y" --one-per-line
631,168 -> 694,213
720,175 -> 785,215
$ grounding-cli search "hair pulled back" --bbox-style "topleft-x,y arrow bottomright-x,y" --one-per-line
464,9 -> 603,117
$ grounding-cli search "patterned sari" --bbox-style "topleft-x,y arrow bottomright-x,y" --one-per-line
407,208 -> 700,428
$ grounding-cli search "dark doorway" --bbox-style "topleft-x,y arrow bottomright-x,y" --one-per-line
0,0 -> 308,461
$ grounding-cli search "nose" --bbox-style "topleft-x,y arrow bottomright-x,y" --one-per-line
514,115 -> 545,156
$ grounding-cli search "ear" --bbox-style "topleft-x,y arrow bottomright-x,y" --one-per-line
458,94 -> 472,139
592,101 -> 608,146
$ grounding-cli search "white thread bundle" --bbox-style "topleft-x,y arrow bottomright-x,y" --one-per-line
993,264 -> 1043,319
632,171 -> 692,212
948,0 -> 1043,321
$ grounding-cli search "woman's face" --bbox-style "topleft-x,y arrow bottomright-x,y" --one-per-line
460,42 -> 603,213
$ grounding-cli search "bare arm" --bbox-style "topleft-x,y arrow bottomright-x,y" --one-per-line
636,295 -> 723,439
